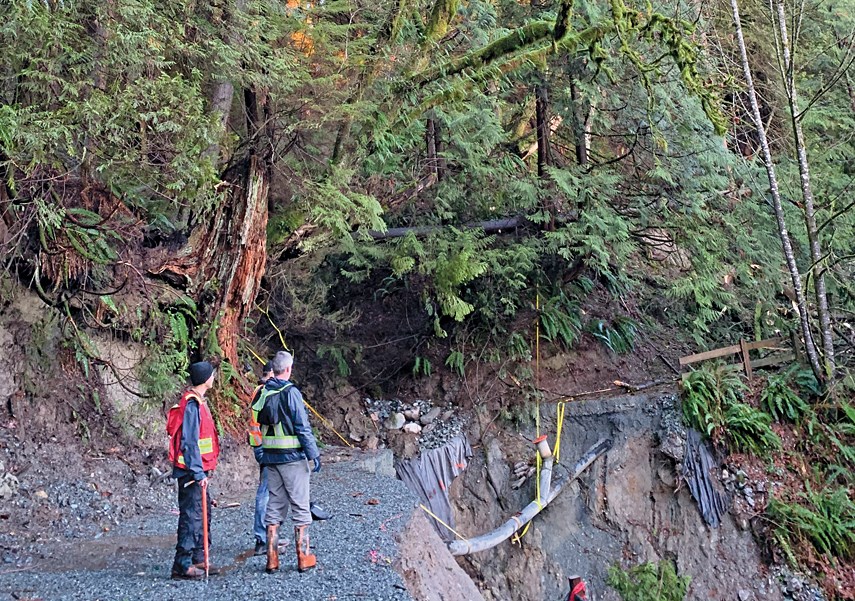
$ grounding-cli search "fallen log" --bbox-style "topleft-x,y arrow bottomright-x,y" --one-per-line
368,216 -> 525,240
447,437 -> 612,556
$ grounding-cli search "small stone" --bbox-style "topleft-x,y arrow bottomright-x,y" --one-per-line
420,407 -> 442,425
743,486 -> 754,496
403,422 -> 422,434
364,435 -> 379,450
738,589 -> 753,601
745,496 -> 756,508
441,410 -> 455,421
403,408 -> 420,421
736,470 -> 748,486
34,490 -> 48,500
0,474 -> 19,500
383,413 -> 406,430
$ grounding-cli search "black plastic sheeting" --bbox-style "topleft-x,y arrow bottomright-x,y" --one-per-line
681,428 -> 730,527
395,436 -> 472,541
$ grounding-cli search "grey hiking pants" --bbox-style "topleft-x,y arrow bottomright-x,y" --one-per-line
264,459 -> 312,527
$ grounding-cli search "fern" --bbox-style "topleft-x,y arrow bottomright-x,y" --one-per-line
760,373 -> 809,423
725,402 -> 781,455
607,560 -> 690,601
445,349 -> 465,377
589,316 -> 639,355
413,355 -> 432,377
680,364 -> 746,436
317,344 -> 352,377
538,291 -> 582,349
769,486 -> 855,561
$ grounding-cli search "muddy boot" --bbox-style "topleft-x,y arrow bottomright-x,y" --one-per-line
193,563 -> 223,576
265,524 -> 280,573
171,565 -> 205,580
294,525 -> 316,572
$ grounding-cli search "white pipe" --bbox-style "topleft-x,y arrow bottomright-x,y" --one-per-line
448,438 -> 611,556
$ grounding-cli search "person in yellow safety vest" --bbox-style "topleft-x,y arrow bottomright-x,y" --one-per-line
248,359 -> 332,557
253,351 -> 320,573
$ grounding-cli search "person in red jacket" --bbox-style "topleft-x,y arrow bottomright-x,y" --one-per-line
169,361 -> 219,580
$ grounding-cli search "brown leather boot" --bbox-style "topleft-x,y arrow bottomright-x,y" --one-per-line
265,524 -> 280,573
294,525 -> 316,572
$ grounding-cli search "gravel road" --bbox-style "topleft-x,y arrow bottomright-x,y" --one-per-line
0,461 -> 417,601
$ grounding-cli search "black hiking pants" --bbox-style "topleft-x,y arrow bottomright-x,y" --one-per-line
172,474 -> 212,573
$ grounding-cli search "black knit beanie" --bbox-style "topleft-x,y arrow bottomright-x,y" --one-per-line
189,361 -> 214,386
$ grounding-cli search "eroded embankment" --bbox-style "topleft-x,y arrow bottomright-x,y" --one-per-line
450,391 -> 786,601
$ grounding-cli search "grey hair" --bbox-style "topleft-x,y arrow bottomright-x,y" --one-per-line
271,351 -> 293,375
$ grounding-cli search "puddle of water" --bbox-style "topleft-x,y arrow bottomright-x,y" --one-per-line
35,534 -> 260,577
38,535 -> 176,572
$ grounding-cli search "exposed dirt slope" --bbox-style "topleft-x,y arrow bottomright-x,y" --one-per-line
450,391 -> 786,601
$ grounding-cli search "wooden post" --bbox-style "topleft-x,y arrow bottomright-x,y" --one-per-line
739,338 -> 753,380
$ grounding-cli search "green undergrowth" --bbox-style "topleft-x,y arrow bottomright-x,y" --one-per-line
606,560 -> 690,601
679,362 -> 855,589
680,364 -> 780,455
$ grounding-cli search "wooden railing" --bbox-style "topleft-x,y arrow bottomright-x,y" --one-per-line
679,335 -> 797,379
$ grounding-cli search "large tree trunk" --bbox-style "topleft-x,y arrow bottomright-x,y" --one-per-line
153,83 -> 271,367
152,154 -> 270,367
774,0 -> 835,378
729,0 -> 824,381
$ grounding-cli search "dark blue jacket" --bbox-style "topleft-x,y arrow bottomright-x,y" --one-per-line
172,399 -> 206,481
260,377 -> 320,465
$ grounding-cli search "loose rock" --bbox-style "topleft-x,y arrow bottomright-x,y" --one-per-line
402,422 -> 422,435
384,413 -> 406,430
419,407 -> 441,425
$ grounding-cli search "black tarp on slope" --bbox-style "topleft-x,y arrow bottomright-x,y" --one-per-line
682,428 -> 730,527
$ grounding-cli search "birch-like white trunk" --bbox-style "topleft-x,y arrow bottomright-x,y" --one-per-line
729,0 -> 824,380
774,0 -> 835,378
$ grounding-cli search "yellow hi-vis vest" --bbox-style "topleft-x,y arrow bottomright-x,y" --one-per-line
251,384 -> 301,450
247,385 -> 264,447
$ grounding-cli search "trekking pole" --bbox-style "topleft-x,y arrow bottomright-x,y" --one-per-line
201,481 -> 210,580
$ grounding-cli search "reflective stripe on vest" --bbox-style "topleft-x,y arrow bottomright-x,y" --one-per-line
261,422 -> 301,449
176,435 -> 214,466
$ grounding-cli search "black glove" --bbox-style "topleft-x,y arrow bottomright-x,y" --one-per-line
312,457 -> 321,473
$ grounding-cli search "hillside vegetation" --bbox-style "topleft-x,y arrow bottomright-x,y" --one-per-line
1,0 -> 854,595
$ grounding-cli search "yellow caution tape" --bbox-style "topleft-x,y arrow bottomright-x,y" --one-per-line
553,401 -> 566,463
419,504 -> 468,541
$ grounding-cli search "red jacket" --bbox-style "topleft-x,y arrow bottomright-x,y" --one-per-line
168,389 -> 220,474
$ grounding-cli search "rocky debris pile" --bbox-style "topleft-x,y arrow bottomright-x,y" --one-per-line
654,393 -> 687,463
364,398 -> 465,451
773,567 -> 826,601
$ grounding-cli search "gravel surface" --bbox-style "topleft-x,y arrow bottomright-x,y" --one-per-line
0,461 -> 417,601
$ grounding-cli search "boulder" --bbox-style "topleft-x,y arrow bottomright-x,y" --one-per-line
420,407 -> 442,425
384,412 -> 406,430
403,422 -> 423,434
